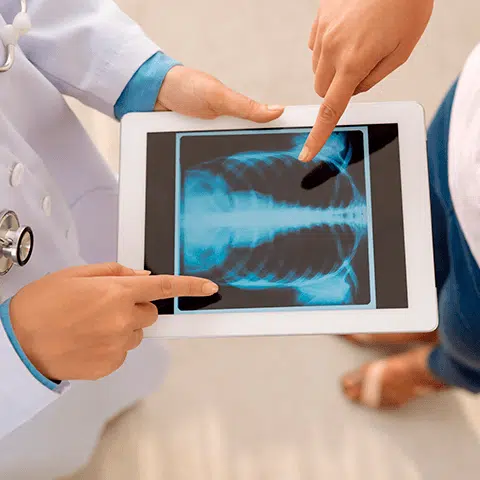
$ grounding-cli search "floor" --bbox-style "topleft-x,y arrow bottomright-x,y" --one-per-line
67,1 -> 480,479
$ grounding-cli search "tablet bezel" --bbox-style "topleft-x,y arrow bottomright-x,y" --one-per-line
118,103 -> 438,338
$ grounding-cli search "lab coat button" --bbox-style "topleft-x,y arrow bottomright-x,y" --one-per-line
42,196 -> 52,216
10,163 -> 24,187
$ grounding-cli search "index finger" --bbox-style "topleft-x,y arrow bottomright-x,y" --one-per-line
299,74 -> 358,163
120,275 -> 219,303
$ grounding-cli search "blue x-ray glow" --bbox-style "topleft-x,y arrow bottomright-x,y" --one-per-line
177,129 -> 375,310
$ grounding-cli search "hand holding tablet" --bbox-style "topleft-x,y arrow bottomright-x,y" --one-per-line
155,65 -> 285,123
119,103 -> 437,338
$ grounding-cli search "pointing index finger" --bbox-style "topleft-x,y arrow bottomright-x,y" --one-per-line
120,275 -> 219,303
299,74 -> 358,163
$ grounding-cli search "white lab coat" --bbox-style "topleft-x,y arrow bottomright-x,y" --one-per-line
0,1 -> 168,478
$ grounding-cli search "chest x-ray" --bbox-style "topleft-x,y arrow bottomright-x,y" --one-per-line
175,128 -> 376,313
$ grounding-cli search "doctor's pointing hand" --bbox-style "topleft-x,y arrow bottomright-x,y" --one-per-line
10,264 -> 219,382
0,1 -> 283,476
4,67 -> 283,383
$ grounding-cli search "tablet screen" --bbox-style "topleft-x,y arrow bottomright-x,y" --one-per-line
145,124 -> 408,315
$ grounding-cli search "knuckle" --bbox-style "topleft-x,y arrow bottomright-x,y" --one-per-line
307,131 -> 321,149
147,302 -> 159,320
321,28 -> 339,53
110,353 -> 128,373
321,36 -> 334,54
318,102 -> 338,123
338,58 -> 361,78
139,303 -> 158,326
105,262 -> 123,275
214,88 -> 228,113
129,330 -> 144,350
244,98 -> 257,119
106,262 -> 134,277
90,364 -> 111,380
159,276 -> 174,298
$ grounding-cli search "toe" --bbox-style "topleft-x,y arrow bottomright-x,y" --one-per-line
341,369 -> 365,402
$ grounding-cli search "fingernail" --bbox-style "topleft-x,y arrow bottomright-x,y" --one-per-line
267,105 -> 284,111
135,270 -> 151,276
202,282 -> 219,295
298,146 -> 310,162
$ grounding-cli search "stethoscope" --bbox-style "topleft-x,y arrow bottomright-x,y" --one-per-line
0,2 -> 34,276
0,211 -> 33,276
0,0 -> 31,73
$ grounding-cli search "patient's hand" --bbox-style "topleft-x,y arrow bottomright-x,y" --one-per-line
155,66 -> 284,123
299,0 -> 433,163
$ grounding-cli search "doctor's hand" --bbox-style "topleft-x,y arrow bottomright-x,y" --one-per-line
155,65 -> 284,122
300,0 -> 433,162
9,263 -> 218,382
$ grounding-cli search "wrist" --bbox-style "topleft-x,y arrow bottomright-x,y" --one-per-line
155,64 -> 184,111
1,298 -> 61,390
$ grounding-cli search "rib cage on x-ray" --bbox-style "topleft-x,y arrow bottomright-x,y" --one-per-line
180,131 -> 370,306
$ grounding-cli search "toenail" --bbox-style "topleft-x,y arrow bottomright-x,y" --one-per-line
343,371 -> 363,389
352,334 -> 373,342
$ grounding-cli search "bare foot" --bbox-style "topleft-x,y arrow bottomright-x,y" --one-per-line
344,331 -> 438,346
341,345 -> 448,409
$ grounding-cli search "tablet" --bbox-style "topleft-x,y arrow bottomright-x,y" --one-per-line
118,103 -> 438,338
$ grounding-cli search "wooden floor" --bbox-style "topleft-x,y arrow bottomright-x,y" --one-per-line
68,1 -> 480,478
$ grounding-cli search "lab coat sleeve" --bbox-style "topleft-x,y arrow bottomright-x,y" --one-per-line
0,300 -> 69,440
114,51 -> 181,120
1,0 -> 162,117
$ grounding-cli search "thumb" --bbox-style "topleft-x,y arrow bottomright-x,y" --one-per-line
53,262 -> 150,279
216,86 -> 284,123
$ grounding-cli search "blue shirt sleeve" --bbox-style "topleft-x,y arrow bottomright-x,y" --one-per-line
114,51 -> 182,120
0,298 -> 59,391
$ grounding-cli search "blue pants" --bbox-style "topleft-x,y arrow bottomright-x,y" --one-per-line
427,82 -> 480,393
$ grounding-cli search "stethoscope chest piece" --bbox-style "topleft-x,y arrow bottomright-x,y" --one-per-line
0,210 -> 33,276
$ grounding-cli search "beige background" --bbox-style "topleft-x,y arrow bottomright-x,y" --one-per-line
69,1 -> 480,479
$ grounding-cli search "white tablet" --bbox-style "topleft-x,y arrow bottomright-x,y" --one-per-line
118,103 -> 438,338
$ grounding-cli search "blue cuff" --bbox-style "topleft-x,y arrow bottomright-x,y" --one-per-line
114,51 -> 181,120
0,298 -> 59,391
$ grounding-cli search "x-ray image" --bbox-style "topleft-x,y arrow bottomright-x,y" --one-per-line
175,127 -> 376,313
